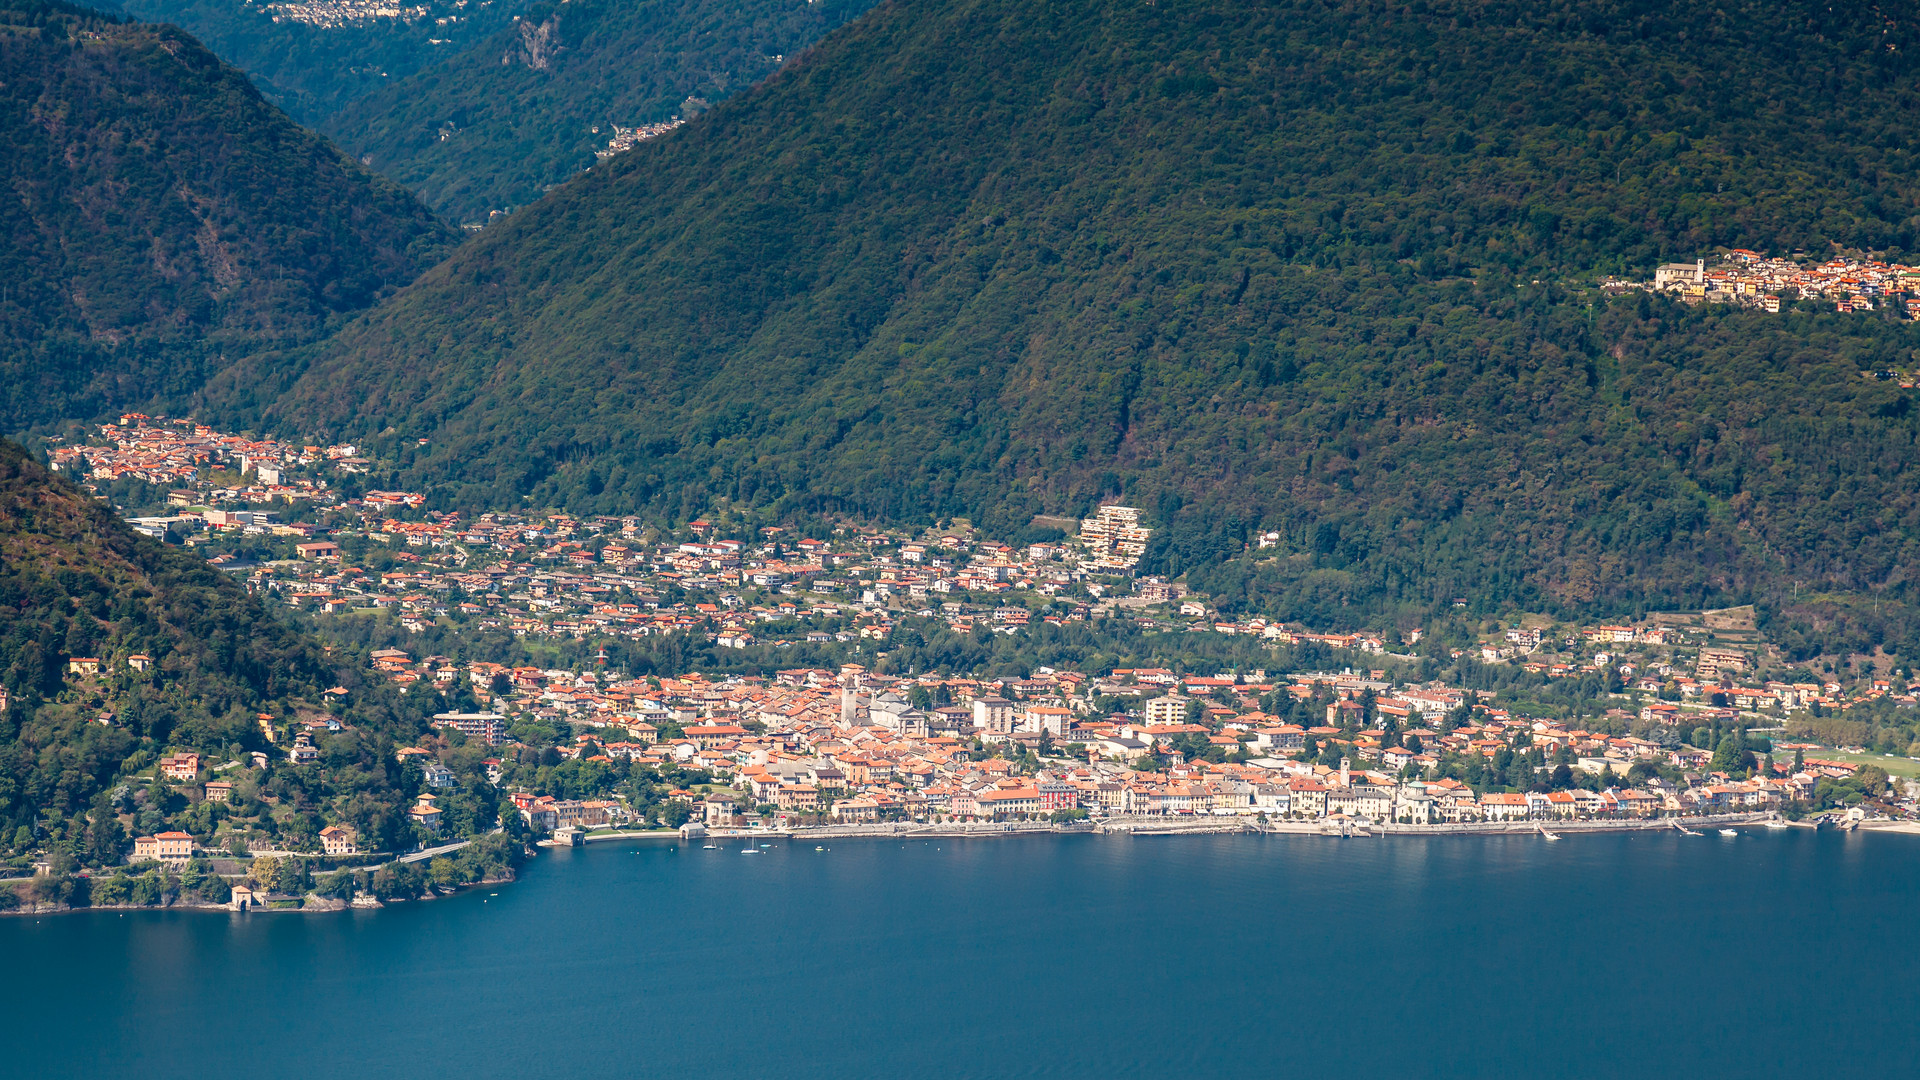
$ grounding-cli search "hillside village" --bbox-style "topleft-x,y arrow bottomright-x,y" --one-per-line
45,416 -> 366,539
1611,250 -> 1920,318
258,0 -> 432,29
49,414 -> 1915,712
47,416 -> 1913,686
594,119 -> 685,160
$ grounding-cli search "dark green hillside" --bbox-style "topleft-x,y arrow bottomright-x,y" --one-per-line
322,0 -> 877,221
112,0 -> 526,123
0,0 -> 458,429
226,0 -> 1920,629
0,438 -> 327,754
0,439 -> 506,880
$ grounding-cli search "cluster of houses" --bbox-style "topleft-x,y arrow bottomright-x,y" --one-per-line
78,416 -> 1886,730
1613,250 -> 1920,316
49,414 -> 361,495
594,119 -> 686,160
49,414 -> 377,539
259,0 -> 431,28
1478,622 -> 1914,714
242,509 -> 1158,643
110,653 -> 1906,869
239,497 -> 1874,714
431,661 -> 1877,831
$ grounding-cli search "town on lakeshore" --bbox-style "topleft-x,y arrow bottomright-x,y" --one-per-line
7,413 -> 1917,915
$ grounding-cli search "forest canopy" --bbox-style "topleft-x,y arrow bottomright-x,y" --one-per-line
321,0 -> 878,221
0,0 -> 457,430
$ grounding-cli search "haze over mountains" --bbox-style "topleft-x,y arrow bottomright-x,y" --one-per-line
320,0 -> 878,221
113,0 -> 525,123
201,0 -> 1920,629
0,0 -> 457,429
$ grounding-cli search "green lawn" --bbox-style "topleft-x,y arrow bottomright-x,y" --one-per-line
1805,748 -> 1920,778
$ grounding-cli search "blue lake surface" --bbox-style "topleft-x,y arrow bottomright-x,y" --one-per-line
5,828 -> 1918,1078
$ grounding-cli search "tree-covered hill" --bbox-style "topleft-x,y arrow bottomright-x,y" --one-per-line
0,437 -> 507,883
0,0 -> 459,430
217,0 -> 1920,629
0,437 -> 329,767
111,0 -> 527,124
320,0 -> 877,222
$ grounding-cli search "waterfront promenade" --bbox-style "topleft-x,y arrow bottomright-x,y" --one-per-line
565,812 -> 1786,846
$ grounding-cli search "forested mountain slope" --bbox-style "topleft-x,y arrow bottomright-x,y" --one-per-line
112,0 -> 526,124
224,0 -> 1920,629
0,438 -> 505,879
321,0 -> 877,221
0,440 -> 333,851
0,0 -> 458,430
0,438 -> 328,772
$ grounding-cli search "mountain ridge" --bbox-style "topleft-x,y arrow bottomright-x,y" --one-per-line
111,0 -> 527,123
319,0 -> 878,221
0,0 -> 460,429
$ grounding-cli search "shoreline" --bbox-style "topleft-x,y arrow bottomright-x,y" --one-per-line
740,812 -> 1789,841
1855,820 -> 1920,835
0,870 -> 518,919
5,814 -> 1882,917
571,811 -> 1796,844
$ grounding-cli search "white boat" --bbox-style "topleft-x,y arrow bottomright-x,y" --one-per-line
741,844 -> 760,854
1537,824 -> 1561,841
702,844 -> 716,849
1765,819 -> 1790,830
1719,828 -> 1739,837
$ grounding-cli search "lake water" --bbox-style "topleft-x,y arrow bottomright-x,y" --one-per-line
5,828 -> 1918,1078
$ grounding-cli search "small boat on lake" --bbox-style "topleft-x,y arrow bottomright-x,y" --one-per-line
1719,828 -> 1739,837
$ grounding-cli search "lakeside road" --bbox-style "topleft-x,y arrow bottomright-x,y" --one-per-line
1,832 -> 507,917
394,838 -> 478,865
570,830 -> 685,845
1366,814 -> 1779,836
561,813 -> 1791,846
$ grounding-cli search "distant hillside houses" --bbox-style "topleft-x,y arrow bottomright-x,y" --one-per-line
1613,251 -> 1920,316
594,119 -> 686,160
